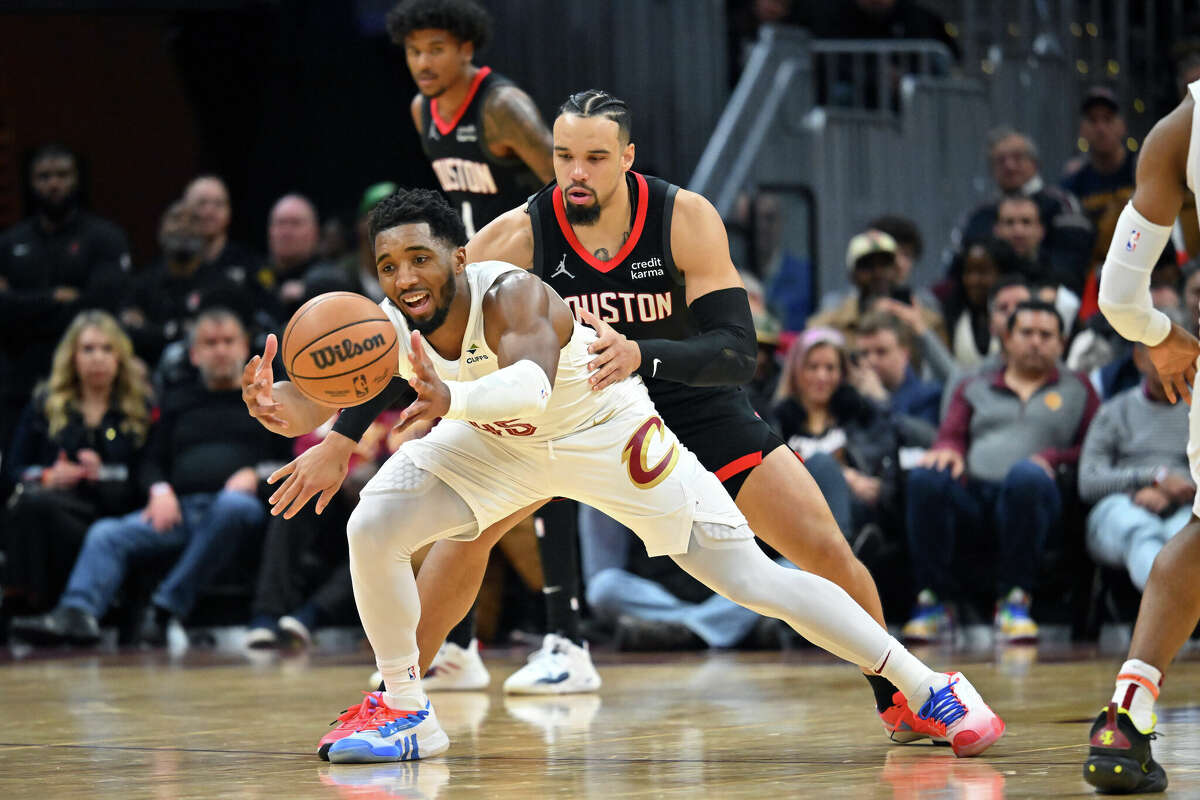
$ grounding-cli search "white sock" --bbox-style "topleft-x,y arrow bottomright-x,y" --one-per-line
378,652 -> 427,711
1112,658 -> 1162,733
869,642 -> 945,712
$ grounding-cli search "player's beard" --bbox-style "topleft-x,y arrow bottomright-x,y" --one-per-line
396,277 -> 457,336
563,184 -> 602,225
35,188 -> 78,224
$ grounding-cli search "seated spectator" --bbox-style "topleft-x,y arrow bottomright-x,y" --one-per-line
11,309 -> 290,648
122,201 -> 269,366
903,300 -> 1099,644
993,195 -> 1082,334
808,229 -> 943,344
184,175 -> 261,277
953,127 -> 1093,295
820,215 -> 939,317
2,311 -> 151,618
772,328 -> 905,542
0,143 -> 132,456
1079,343 -> 1193,591
1061,87 -> 1137,319
258,193 -> 335,320
852,310 -> 942,428
334,182 -> 396,304
935,237 -> 1022,369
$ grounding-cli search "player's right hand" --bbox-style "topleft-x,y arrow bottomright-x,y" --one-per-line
242,333 -> 289,431
919,447 -> 965,479
266,432 -> 356,518
1148,322 -> 1200,405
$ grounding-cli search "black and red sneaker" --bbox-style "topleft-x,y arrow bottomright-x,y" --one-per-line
1083,702 -> 1167,794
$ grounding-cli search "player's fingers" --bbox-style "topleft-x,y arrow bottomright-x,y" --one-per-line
282,484 -> 320,519
578,306 -> 605,331
261,333 -> 278,365
1176,373 -> 1193,406
268,461 -> 296,485
314,484 -> 340,515
587,348 -> 616,372
1163,377 -> 1179,404
243,355 -> 261,384
271,478 -> 305,517
589,362 -> 623,389
268,470 -> 299,503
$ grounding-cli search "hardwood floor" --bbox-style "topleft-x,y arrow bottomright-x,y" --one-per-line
2,643 -> 1198,798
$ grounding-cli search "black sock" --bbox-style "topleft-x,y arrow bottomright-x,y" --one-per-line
865,673 -> 901,712
535,499 -> 583,646
445,605 -> 476,648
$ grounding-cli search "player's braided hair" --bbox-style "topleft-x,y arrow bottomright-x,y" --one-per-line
386,0 -> 491,50
368,187 -> 468,249
558,89 -> 632,143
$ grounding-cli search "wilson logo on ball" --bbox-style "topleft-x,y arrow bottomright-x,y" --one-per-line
308,333 -> 389,370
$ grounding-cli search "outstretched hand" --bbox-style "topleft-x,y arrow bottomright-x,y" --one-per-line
395,331 -> 450,434
242,334 -> 289,432
579,307 -> 640,390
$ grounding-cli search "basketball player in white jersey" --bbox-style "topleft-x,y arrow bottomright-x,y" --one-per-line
1083,83 -> 1200,794
242,187 -> 1004,763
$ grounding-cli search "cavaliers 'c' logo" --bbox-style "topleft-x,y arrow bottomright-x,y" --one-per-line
622,416 -> 679,489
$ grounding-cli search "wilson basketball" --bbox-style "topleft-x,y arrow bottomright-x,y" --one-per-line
281,291 -> 398,408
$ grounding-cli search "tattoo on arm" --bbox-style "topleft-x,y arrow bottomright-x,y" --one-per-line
482,87 -> 554,182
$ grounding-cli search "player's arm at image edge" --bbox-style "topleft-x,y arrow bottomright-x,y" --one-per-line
634,189 -> 756,387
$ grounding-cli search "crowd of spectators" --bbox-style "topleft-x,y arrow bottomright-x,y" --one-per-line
0,66 -> 1195,654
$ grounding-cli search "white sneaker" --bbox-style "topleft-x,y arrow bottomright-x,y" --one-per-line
327,698 -> 450,763
277,615 -> 313,649
503,633 -> 602,695
421,639 -> 491,691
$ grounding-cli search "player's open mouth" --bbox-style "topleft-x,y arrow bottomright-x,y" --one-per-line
401,291 -> 432,314
566,189 -> 593,204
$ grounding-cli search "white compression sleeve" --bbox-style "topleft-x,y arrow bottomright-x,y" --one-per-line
1097,202 -> 1173,345
443,359 -> 552,421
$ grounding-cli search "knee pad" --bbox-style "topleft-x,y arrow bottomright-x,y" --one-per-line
347,451 -> 478,556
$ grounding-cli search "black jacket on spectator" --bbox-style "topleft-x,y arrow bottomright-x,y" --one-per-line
141,382 -> 290,497
0,211 -> 131,442
2,390 -> 147,612
773,387 -> 905,522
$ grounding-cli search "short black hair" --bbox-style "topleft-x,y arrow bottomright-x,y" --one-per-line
558,89 -> 632,143
868,215 -> 923,259
386,0 -> 491,50
367,187 -> 468,249
1006,298 -> 1063,336
986,273 -> 1029,308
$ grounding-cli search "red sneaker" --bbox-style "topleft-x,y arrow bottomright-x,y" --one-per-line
317,691 -> 383,761
913,672 -> 1006,757
879,690 -> 940,744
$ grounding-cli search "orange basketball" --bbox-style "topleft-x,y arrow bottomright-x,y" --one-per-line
281,291 -> 398,408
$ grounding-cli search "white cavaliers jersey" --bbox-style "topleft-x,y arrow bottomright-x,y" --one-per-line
378,259 -> 642,441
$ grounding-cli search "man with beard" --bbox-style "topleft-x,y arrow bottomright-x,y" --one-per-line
11,308 -> 289,647
277,91 -> 970,745
243,187 -> 1004,763
0,144 -> 132,457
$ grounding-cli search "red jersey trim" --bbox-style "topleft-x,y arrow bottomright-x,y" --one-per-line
551,171 -> 649,274
430,66 -> 491,137
714,450 -> 763,483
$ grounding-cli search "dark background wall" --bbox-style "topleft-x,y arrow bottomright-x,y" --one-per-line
0,0 -> 727,263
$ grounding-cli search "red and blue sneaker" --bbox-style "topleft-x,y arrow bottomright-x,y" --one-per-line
327,696 -> 450,763
317,691 -> 383,761
913,672 -> 1005,757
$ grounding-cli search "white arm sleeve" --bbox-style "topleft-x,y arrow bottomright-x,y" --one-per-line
443,359 -> 552,421
1097,202 -> 1173,346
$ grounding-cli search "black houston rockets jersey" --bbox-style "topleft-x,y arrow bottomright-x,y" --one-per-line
529,171 -> 746,415
419,66 -> 543,236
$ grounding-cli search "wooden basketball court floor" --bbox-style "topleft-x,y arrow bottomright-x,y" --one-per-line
3,642 -> 1200,799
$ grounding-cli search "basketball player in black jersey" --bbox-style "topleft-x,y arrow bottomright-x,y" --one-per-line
392,0 -> 552,236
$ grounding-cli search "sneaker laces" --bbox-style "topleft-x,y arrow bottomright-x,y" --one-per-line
367,703 -> 431,736
917,679 -> 966,727
329,692 -> 380,728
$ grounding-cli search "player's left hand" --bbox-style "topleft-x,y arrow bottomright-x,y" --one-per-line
579,307 -> 641,390
397,331 -> 451,432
